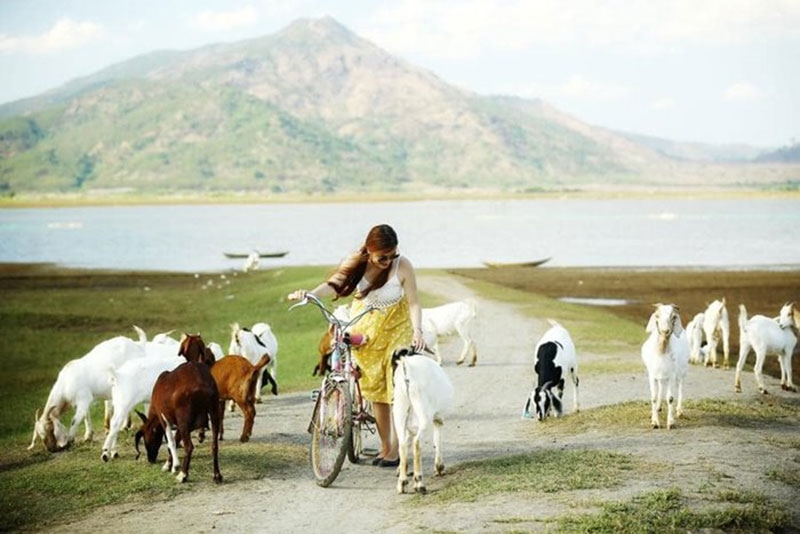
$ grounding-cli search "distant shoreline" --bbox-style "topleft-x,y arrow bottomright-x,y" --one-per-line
1,187 -> 798,209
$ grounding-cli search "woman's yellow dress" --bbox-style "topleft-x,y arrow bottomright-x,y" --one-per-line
349,296 -> 412,404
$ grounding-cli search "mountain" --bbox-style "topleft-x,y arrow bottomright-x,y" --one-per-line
0,16 -> 796,197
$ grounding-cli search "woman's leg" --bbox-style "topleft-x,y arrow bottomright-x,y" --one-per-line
373,401 -> 398,460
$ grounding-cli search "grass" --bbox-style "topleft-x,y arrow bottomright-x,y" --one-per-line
1,263 -> 798,531
453,266 -> 800,382
427,449 -> 638,504
556,487 -> 791,533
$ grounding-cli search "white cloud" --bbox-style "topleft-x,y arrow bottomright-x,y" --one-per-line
190,6 -> 259,31
652,97 -> 676,110
364,0 -> 800,60
723,82 -> 762,101
562,76 -> 630,101
500,76 -> 629,102
0,18 -> 104,54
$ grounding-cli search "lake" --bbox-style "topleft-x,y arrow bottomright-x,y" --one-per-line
1,198 -> 798,272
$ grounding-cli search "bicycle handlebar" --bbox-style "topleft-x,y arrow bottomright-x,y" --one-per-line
288,292 -> 377,332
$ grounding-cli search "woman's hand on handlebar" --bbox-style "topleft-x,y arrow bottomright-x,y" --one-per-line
287,289 -> 308,301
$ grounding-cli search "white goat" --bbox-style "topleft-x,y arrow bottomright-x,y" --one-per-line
421,299 -> 478,366
523,319 -> 579,420
685,312 -> 706,364
228,322 -> 278,402
392,347 -> 454,495
734,302 -> 798,394
243,251 -> 260,272
702,298 -> 731,368
641,304 -> 689,429
29,327 -> 148,451
101,341 -> 184,461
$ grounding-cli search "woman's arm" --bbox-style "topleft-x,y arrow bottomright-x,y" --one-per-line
398,257 -> 425,350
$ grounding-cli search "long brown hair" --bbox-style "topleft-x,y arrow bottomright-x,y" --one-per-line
326,224 -> 398,299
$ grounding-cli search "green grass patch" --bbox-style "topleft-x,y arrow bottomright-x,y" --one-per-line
428,449 -> 637,504
457,276 -> 643,357
557,487 -> 791,533
766,467 -> 800,488
0,435 -> 305,531
530,398 -> 800,437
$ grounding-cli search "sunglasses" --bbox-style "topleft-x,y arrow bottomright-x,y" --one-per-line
373,252 -> 399,263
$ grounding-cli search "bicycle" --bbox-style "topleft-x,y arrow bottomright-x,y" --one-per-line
289,293 -> 378,487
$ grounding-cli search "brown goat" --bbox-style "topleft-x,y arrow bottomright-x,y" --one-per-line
314,327 -> 334,376
134,361 -> 222,484
178,333 -> 217,366
211,353 -> 271,442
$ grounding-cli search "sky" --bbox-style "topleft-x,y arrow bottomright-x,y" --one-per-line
1,0 -> 799,148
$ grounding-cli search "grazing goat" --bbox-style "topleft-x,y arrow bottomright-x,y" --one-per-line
391,347 -> 454,495
523,320 -> 580,421
685,312 -> 706,364
702,298 -> 731,368
229,322 -> 278,400
101,340 -> 184,462
29,327 -> 148,452
180,332 -> 271,441
641,304 -> 689,429
734,302 -> 798,394
135,362 -> 222,484
421,299 -> 478,366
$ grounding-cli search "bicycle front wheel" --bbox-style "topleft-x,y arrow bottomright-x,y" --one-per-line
310,378 -> 352,487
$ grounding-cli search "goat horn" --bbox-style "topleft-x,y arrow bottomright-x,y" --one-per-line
34,409 -> 40,421
136,410 -> 147,424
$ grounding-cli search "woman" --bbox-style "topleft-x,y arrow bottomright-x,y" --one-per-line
288,224 -> 425,467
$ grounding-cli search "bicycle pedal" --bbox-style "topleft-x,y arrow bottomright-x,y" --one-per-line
310,389 -> 320,401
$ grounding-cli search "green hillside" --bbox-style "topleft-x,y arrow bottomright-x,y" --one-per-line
1,16 -> 797,197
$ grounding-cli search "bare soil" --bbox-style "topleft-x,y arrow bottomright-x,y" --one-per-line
42,273 -> 800,533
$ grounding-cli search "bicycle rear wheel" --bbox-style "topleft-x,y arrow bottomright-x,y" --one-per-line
310,378 -> 352,487
348,377 -> 363,463
347,377 -> 378,463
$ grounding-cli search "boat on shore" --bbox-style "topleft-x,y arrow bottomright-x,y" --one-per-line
482,257 -> 551,269
223,251 -> 289,259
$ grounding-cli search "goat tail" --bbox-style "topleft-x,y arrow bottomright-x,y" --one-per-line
738,304 -> 748,335
253,353 -> 271,372
132,325 -> 147,344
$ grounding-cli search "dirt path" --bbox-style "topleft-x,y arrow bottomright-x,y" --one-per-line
43,274 -> 800,533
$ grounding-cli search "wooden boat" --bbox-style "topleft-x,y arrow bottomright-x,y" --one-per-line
482,257 -> 551,269
223,251 -> 289,259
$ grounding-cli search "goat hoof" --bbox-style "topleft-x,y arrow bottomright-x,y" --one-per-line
415,485 -> 427,495
435,464 -> 445,476
239,435 -> 249,443
651,422 -> 660,429
176,472 -> 187,483
101,452 -> 109,462
397,480 -> 408,494
214,473 -> 223,484
760,388 -> 769,395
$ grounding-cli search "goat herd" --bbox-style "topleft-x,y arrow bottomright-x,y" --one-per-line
26,295 -> 797,490
524,299 -> 798,432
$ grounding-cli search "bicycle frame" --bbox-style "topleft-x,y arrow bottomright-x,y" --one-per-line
289,293 -> 378,485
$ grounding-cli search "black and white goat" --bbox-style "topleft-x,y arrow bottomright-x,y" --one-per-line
392,347 -> 454,495
734,302 -> 798,394
523,320 -> 580,421
641,304 -> 689,429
